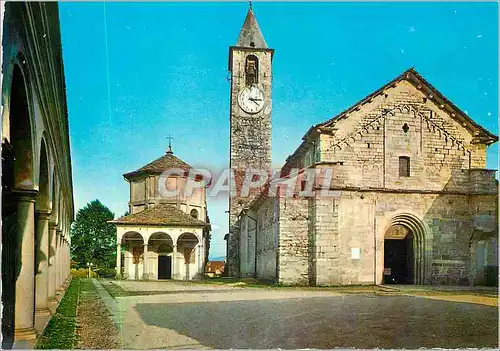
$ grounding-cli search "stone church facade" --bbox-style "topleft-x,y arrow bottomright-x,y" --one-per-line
228,7 -> 498,286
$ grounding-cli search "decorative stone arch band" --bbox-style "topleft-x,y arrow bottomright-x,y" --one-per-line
385,212 -> 432,285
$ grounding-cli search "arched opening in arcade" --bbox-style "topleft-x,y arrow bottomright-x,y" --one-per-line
121,232 -> 144,280
177,232 -> 199,280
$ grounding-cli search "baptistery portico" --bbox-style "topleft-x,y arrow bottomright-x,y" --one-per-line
110,145 -> 212,281
113,206 -> 207,280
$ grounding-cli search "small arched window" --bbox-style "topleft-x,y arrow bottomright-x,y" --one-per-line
245,55 -> 259,86
190,209 -> 199,219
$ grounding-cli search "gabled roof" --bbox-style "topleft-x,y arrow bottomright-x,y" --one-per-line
236,8 -> 267,48
109,204 -> 207,227
284,67 -> 498,169
319,68 -> 498,143
123,150 -> 192,180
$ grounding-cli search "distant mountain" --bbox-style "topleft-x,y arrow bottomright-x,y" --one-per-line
209,256 -> 226,262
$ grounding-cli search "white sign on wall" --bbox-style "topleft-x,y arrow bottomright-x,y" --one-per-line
351,247 -> 360,260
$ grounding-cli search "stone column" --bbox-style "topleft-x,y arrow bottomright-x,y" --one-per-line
55,231 -> 63,293
116,243 -> 121,278
67,240 -> 70,281
35,211 -> 51,316
123,248 -> 129,279
172,245 -> 177,280
64,239 -> 68,283
48,223 -> 57,301
142,244 -> 149,280
13,190 -> 37,341
198,243 -> 204,277
64,238 -> 69,284
63,238 -> 67,285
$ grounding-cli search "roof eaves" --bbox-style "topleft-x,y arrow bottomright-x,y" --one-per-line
407,69 -> 498,143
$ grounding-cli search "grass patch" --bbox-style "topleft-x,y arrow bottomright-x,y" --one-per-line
100,280 -> 138,298
36,279 -> 80,349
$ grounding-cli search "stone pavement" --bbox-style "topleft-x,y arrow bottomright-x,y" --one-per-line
93,280 -> 498,349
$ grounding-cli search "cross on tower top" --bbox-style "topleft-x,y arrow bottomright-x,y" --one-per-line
166,135 -> 174,154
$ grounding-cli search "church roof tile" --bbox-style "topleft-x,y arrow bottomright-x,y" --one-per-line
123,152 -> 192,180
109,204 -> 207,227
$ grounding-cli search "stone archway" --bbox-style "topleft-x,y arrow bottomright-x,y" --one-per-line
121,232 -> 144,280
177,233 -> 200,280
383,214 -> 429,285
34,138 -> 51,316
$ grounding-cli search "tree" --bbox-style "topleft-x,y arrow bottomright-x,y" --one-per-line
70,199 -> 116,269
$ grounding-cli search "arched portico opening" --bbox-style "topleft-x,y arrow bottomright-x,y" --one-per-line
383,214 -> 428,285
121,232 -> 144,280
177,233 -> 200,280
47,169 -> 58,302
2,63 -> 35,346
34,138 -> 51,316
148,232 -> 174,280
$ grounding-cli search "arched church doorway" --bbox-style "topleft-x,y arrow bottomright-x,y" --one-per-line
383,214 -> 428,285
383,225 -> 413,284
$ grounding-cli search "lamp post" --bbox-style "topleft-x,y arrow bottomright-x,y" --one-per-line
87,262 -> 93,278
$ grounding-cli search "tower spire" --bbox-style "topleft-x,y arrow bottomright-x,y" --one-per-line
236,4 -> 267,48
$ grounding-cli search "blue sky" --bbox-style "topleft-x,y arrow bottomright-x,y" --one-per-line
59,2 -> 498,259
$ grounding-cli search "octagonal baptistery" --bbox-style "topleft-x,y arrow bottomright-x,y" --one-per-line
110,146 -> 211,281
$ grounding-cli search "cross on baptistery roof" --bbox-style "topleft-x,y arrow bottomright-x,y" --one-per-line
166,135 -> 174,154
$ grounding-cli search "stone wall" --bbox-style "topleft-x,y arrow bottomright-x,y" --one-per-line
255,197 -> 278,281
277,196 -> 309,285
239,214 -> 257,277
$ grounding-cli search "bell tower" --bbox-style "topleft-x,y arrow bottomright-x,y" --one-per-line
227,5 -> 274,277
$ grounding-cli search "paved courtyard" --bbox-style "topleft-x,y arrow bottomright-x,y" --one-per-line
103,281 -> 498,349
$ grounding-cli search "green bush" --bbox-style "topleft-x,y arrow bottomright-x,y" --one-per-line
97,267 -> 116,278
71,268 -> 96,278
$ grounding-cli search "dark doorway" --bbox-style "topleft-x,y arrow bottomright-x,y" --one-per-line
383,233 -> 414,284
158,256 -> 172,279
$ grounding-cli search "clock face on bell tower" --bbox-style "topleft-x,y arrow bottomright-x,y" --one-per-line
238,85 -> 265,114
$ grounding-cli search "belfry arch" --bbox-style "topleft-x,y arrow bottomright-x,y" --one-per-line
383,213 -> 430,285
